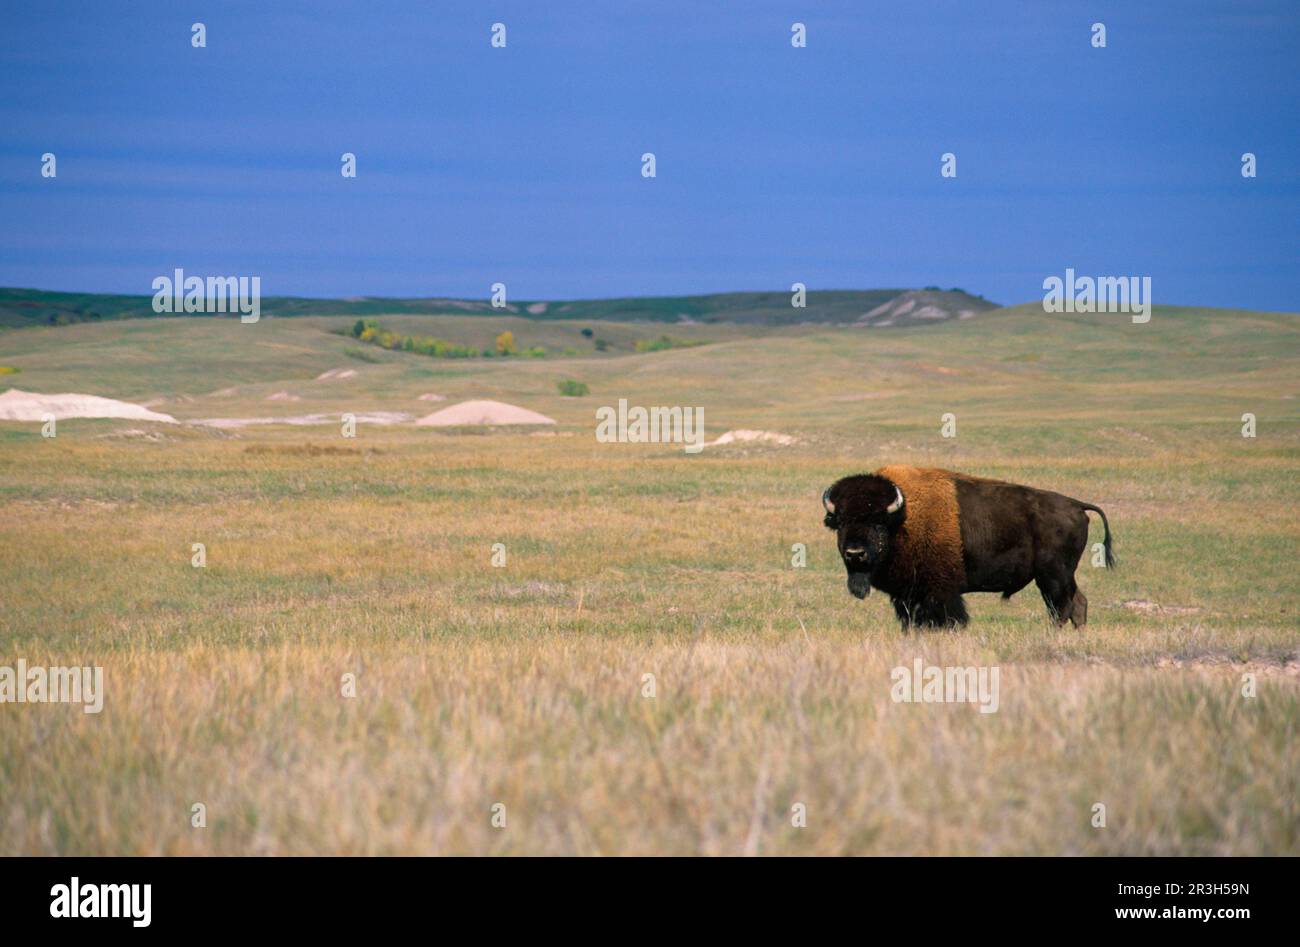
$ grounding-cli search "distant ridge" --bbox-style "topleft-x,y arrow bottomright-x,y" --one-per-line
0,286 -> 996,329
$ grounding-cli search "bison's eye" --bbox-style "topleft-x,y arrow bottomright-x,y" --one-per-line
823,513 -> 840,529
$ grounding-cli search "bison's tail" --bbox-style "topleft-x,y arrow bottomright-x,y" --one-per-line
1079,502 -> 1116,568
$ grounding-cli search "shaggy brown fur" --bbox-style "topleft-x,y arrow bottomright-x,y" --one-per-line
875,465 -> 965,595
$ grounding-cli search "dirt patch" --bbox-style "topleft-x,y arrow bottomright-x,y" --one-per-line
316,369 -> 359,381
193,412 -> 412,429
1123,599 -> 1203,616
102,428 -> 170,442
415,400 -> 555,427
0,388 -> 177,423
706,429 -> 797,447
914,363 -> 960,376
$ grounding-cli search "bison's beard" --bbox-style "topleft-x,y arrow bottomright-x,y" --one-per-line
846,572 -> 872,599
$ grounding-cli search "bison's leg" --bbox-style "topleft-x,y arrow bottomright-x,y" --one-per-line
946,595 -> 970,627
1069,589 -> 1088,628
891,597 -> 916,631
900,595 -> 967,629
1035,572 -> 1078,626
1035,507 -> 1090,627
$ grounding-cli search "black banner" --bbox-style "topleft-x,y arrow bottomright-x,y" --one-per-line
0,856 -> 1282,935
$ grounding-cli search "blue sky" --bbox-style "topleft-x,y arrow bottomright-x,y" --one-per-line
1,1 -> 1296,309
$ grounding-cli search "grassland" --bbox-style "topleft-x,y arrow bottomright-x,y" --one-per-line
0,303 -> 1296,855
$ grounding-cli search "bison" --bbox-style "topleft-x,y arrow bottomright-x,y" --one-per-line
822,465 -> 1114,629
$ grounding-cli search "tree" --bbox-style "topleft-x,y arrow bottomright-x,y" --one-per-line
495,330 -> 517,356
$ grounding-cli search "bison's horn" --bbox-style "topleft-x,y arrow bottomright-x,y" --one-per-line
886,486 -> 904,514
822,488 -> 835,514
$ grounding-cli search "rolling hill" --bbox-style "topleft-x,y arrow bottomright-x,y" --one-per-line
0,286 -> 996,329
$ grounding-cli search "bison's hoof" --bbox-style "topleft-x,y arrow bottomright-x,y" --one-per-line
847,573 -> 871,599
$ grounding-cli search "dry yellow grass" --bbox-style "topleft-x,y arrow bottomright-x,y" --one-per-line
2,637 -> 1295,855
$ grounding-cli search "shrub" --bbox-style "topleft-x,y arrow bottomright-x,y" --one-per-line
557,379 -> 589,397
346,318 -> 529,361
0,366 -> 19,375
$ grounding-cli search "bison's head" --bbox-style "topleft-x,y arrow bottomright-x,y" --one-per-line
822,474 -> 906,598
